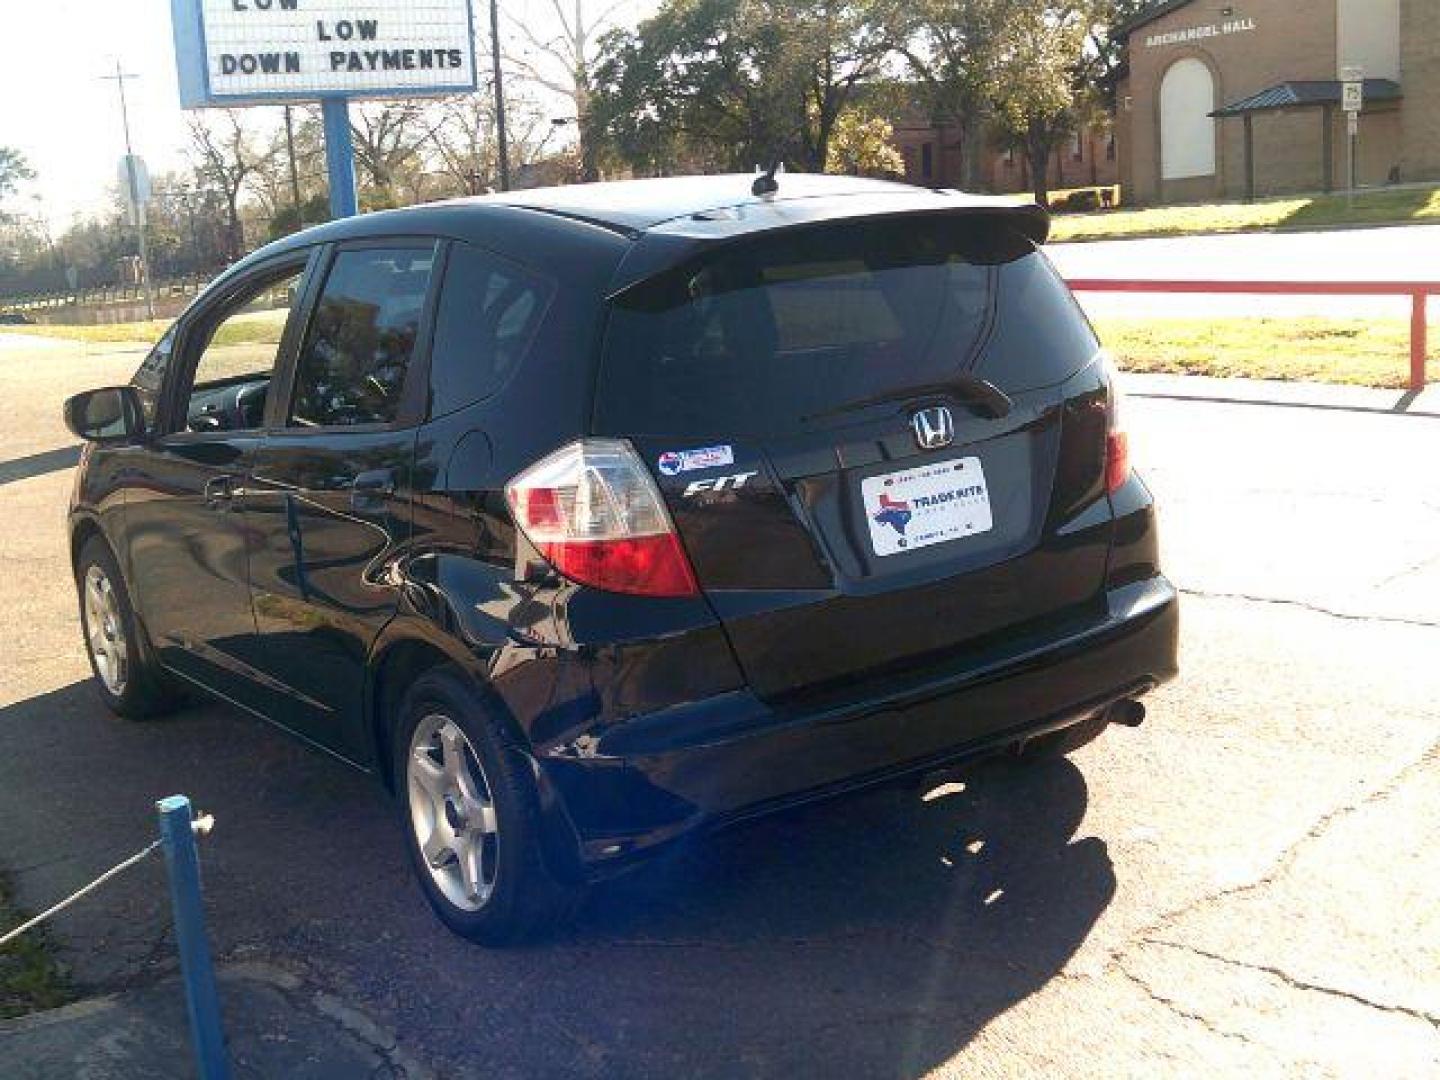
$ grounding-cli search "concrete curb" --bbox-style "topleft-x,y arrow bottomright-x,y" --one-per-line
0,961 -> 435,1079
1119,372 -> 1440,418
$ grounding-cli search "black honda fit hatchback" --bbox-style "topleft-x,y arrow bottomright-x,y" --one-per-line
64,174 -> 1177,943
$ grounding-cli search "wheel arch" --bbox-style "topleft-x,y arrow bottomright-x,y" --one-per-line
365,621 -> 522,791
366,620 -> 587,882
69,513 -> 107,569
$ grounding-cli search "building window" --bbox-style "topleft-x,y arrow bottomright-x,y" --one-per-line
921,142 -> 934,179
1071,132 -> 1084,161
1106,133 -> 1116,161
1003,146 -> 1015,168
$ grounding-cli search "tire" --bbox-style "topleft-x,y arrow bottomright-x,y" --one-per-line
75,536 -> 178,719
393,665 -> 580,945
1018,713 -> 1110,763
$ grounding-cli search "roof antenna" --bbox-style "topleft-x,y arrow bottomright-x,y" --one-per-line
752,157 -> 783,197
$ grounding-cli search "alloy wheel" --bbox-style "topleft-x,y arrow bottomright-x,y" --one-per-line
83,564 -> 129,696
406,713 -> 500,912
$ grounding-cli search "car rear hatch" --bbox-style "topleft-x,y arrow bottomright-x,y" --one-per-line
593,206 -> 1115,703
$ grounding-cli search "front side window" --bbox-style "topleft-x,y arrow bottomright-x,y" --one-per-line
289,246 -> 435,427
180,264 -> 305,433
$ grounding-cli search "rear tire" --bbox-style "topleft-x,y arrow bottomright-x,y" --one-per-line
393,665 -> 579,945
75,536 -> 178,719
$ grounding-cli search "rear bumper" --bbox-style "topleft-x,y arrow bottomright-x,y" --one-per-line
539,575 -> 1178,870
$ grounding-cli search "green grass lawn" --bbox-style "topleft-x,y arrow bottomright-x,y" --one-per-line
1095,315 -> 1438,389
4,307 -> 285,348
1051,185 -> 1440,243
1,874 -> 74,1020
7,311 -> 1433,391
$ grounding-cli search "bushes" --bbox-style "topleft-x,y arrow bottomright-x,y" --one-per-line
1049,186 -> 1120,213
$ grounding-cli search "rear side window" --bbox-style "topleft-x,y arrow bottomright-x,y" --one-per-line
426,242 -> 552,417
595,216 -> 1088,438
290,246 -> 435,427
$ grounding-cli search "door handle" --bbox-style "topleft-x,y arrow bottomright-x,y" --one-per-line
350,468 -> 396,510
204,474 -> 235,508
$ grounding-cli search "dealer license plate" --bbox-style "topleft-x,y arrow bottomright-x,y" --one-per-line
861,457 -> 993,557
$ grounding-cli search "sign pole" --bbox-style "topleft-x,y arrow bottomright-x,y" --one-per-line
321,97 -> 359,219
489,0 -> 510,191
105,60 -> 155,319
283,105 -> 304,228
1341,66 -> 1364,210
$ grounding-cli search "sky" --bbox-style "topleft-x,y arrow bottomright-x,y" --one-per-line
1,0 -> 650,230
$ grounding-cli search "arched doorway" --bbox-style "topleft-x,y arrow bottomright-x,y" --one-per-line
1160,58 -> 1217,180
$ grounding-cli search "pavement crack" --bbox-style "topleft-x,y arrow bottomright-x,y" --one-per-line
1108,735 -> 1440,988
1138,938 -> 1440,1029
1176,587 -> 1440,629
1113,961 -> 1254,1046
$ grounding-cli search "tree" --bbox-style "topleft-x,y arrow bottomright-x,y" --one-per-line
504,0 -> 637,181
824,108 -> 903,176
251,106 -> 324,229
592,0 -> 904,176
1083,0 -> 1151,109
898,0 -> 1011,191
349,102 -> 430,206
427,85 -> 561,193
987,2 -> 1095,205
0,146 -> 35,204
186,111 -> 275,259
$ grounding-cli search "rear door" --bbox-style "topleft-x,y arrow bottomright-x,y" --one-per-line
594,214 -> 1114,703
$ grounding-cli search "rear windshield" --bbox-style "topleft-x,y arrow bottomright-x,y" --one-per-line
595,216 -> 1095,438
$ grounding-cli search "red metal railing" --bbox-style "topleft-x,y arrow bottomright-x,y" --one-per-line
1064,278 -> 1437,392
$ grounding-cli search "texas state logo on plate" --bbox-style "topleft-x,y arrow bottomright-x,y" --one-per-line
861,457 -> 994,556
657,445 -> 734,476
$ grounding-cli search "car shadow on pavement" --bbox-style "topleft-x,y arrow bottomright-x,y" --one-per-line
0,680 -> 1114,1077
569,752 -> 1114,1074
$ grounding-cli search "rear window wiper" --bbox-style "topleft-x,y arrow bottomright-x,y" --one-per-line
805,375 -> 1014,423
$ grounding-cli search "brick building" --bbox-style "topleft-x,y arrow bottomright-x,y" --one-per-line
1116,0 -> 1440,204
891,116 -> 1119,194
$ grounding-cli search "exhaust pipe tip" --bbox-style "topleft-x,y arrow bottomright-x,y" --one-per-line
1106,698 -> 1146,728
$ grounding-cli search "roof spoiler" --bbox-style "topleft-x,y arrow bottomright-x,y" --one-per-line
607,199 -> 1052,302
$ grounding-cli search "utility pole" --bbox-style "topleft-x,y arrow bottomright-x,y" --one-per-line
283,105 -> 304,228
489,0 -> 510,191
101,59 -> 155,319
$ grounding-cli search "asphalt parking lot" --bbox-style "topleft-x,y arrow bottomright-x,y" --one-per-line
1,335 -> 1438,1076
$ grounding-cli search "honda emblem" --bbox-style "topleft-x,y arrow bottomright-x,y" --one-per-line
911,406 -> 955,450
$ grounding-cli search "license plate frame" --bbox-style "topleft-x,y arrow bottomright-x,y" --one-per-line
861,457 -> 994,557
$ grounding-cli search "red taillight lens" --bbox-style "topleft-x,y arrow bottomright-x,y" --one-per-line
1105,430 -> 1130,494
505,439 -> 699,598
1102,354 -> 1130,494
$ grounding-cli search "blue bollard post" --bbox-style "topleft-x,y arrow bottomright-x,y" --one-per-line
156,795 -> 230,1080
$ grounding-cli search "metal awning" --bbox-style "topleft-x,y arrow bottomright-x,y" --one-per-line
1211,79 -> 1402,118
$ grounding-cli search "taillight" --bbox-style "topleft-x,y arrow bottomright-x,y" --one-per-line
1102,354 -> 1130,494
505,439 -> 699,598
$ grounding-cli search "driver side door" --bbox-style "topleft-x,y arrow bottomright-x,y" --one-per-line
123,251 -> 318,705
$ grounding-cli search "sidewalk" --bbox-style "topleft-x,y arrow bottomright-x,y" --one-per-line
0,963 -> 432,1079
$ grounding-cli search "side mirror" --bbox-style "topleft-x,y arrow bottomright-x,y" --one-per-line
63,386 -> 146,443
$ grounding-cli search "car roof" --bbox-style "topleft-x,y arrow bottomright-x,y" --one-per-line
226,173 -> 1047,295
457,172 -> 1047,236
